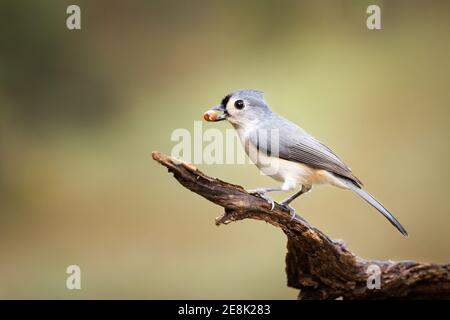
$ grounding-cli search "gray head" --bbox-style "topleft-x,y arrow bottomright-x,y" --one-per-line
205,89 -> 272,127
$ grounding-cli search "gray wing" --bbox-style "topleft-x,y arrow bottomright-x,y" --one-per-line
251,115 -> 363,187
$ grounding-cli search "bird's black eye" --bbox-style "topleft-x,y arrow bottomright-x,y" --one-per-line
234,100 -> 245,110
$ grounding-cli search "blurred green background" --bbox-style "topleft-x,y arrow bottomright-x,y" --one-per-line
0,0 -> 449,299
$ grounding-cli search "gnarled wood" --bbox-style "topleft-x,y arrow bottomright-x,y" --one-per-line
152,151 -> 450,300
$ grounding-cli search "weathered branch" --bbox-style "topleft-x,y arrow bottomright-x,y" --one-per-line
152,151 -> 450,300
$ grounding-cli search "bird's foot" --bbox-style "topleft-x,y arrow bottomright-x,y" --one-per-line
247,189 -> 275,210
279,202 -> 297,221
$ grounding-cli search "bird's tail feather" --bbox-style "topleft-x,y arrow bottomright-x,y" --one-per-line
339,178 -> 408,236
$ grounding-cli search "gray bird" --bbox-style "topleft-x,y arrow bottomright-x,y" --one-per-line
204,89 -> 407,236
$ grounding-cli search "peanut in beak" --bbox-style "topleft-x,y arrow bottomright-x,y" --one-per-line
203,110 -> 220,122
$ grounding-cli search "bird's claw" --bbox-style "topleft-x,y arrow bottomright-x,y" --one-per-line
248,189 -> 275,211
261,194 -> 275,211
280,202 -> 297,221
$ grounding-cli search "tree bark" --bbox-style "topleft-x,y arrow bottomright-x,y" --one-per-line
152,151 -> 450,300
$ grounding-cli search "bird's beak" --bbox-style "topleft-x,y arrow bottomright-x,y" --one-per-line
204,105 -> 227,122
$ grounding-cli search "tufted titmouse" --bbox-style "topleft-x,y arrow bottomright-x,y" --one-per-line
204,89 -> 407,236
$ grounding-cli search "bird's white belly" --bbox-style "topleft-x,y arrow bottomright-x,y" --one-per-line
245,141 -> 347,190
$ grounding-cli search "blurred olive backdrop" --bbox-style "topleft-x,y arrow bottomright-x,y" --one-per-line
0,0 -> 449,299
